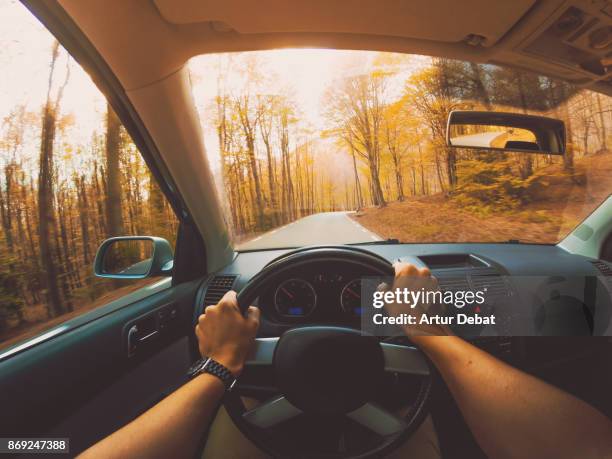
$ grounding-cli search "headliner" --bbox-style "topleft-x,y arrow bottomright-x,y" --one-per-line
59,0 -> 612,94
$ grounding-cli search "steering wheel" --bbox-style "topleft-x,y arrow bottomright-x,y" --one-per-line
203,246 -> 432,458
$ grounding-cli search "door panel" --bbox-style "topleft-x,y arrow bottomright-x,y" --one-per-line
48,337 -> 192,454
0,279 -> 202,453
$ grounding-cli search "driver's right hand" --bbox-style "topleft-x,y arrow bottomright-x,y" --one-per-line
382,262 -> 452,337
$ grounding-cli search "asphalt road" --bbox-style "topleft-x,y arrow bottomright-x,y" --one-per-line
237,211 -> 382,251
451,131 -> 503,148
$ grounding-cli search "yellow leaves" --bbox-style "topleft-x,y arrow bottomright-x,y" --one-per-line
61,143 -> 73,161
372,52 -> 410,69
57,113 -> 75,132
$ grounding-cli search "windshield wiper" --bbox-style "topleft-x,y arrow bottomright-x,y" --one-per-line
350,238 -> 401,245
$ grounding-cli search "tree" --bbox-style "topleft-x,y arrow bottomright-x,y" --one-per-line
469,63 -> 492,110
38,41 -> 70,318
105,103 -> 123,237
382,101 -> 410,201
278,102 -> 296,219
405,60 -> 463,189
236,93 -> 265,229
258,95 -> 280,225
326,74 -> 388,206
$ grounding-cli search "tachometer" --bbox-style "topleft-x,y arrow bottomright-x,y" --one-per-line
341,279 -> 363,316
274,278 -> 317,317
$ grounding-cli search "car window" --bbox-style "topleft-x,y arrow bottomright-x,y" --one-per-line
0,1 -> 178,353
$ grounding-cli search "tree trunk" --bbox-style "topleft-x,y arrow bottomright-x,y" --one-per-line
38,43 -> 64,318
369,160 -> 386,207
515,72 -> 534,179
105,104 -> 123,237
445,146 -> 457,188
418,142 -> 426,195
596,93 -> 607,151
390,152 -> 404,201
261,137 -> 278,224
0,166 -> 14,251
469,63 -> 492,110
350,146 -> 363,209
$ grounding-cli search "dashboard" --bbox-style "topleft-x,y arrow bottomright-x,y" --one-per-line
199,243 -> 612,341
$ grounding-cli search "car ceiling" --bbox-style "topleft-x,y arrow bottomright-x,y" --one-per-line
153,0 -> 534,43
59,0 -> 612,94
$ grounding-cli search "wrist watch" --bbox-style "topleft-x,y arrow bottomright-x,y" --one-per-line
188,357 -> 237,390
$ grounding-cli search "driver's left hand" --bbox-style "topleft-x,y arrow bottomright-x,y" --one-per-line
195,291 -> 260,376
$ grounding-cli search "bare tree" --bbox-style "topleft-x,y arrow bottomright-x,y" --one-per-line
38,41 -> 70,318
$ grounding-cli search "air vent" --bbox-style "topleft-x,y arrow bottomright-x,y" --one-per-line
203,275 -> 237,306
437,277 -> 470,293
471,275 -> 510,299
592,260 -> 612,277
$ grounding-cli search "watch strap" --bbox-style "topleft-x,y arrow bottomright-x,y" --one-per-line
188,357 -> 237,390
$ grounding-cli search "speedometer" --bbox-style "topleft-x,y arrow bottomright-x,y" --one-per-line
274,279 -> 317,317
341,279 -> 363,316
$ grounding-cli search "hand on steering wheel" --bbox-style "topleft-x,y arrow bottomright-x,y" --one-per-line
381,262 -> 452,338
195,291 -> 260,376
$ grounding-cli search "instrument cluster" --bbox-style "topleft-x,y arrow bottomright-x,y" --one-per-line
260,263 -> 370,324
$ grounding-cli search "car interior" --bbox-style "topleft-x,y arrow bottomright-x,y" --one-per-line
1,0 -> 612,458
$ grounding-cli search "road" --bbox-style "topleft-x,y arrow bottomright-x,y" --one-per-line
237,211 -> 382,251
450,131 -> 504,148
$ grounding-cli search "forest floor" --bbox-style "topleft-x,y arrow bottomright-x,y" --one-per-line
352,151 -> 612,244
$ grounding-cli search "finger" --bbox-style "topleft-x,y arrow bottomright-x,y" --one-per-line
392,261 -> 405,271
418,267 -> 431,277
396,263 -> 418,277
218,290 -> 239,310
427,275 -> 439,287
247,306 -> 261,327
195,324 -> 204,341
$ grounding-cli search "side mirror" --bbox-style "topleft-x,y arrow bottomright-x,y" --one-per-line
93,236 -> 173,279
446,110 -> 566,155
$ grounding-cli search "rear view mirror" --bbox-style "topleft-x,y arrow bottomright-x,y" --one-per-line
447,111 -> 565,155
94,236 -> 173,279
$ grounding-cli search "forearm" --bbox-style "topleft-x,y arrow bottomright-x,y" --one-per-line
413,336 -> 612,459
78,373 -> 225,459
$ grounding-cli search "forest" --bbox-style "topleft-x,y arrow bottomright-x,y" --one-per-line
199,52 -> 612,245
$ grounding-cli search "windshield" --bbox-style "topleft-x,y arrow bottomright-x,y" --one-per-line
189,50 -> 612,250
